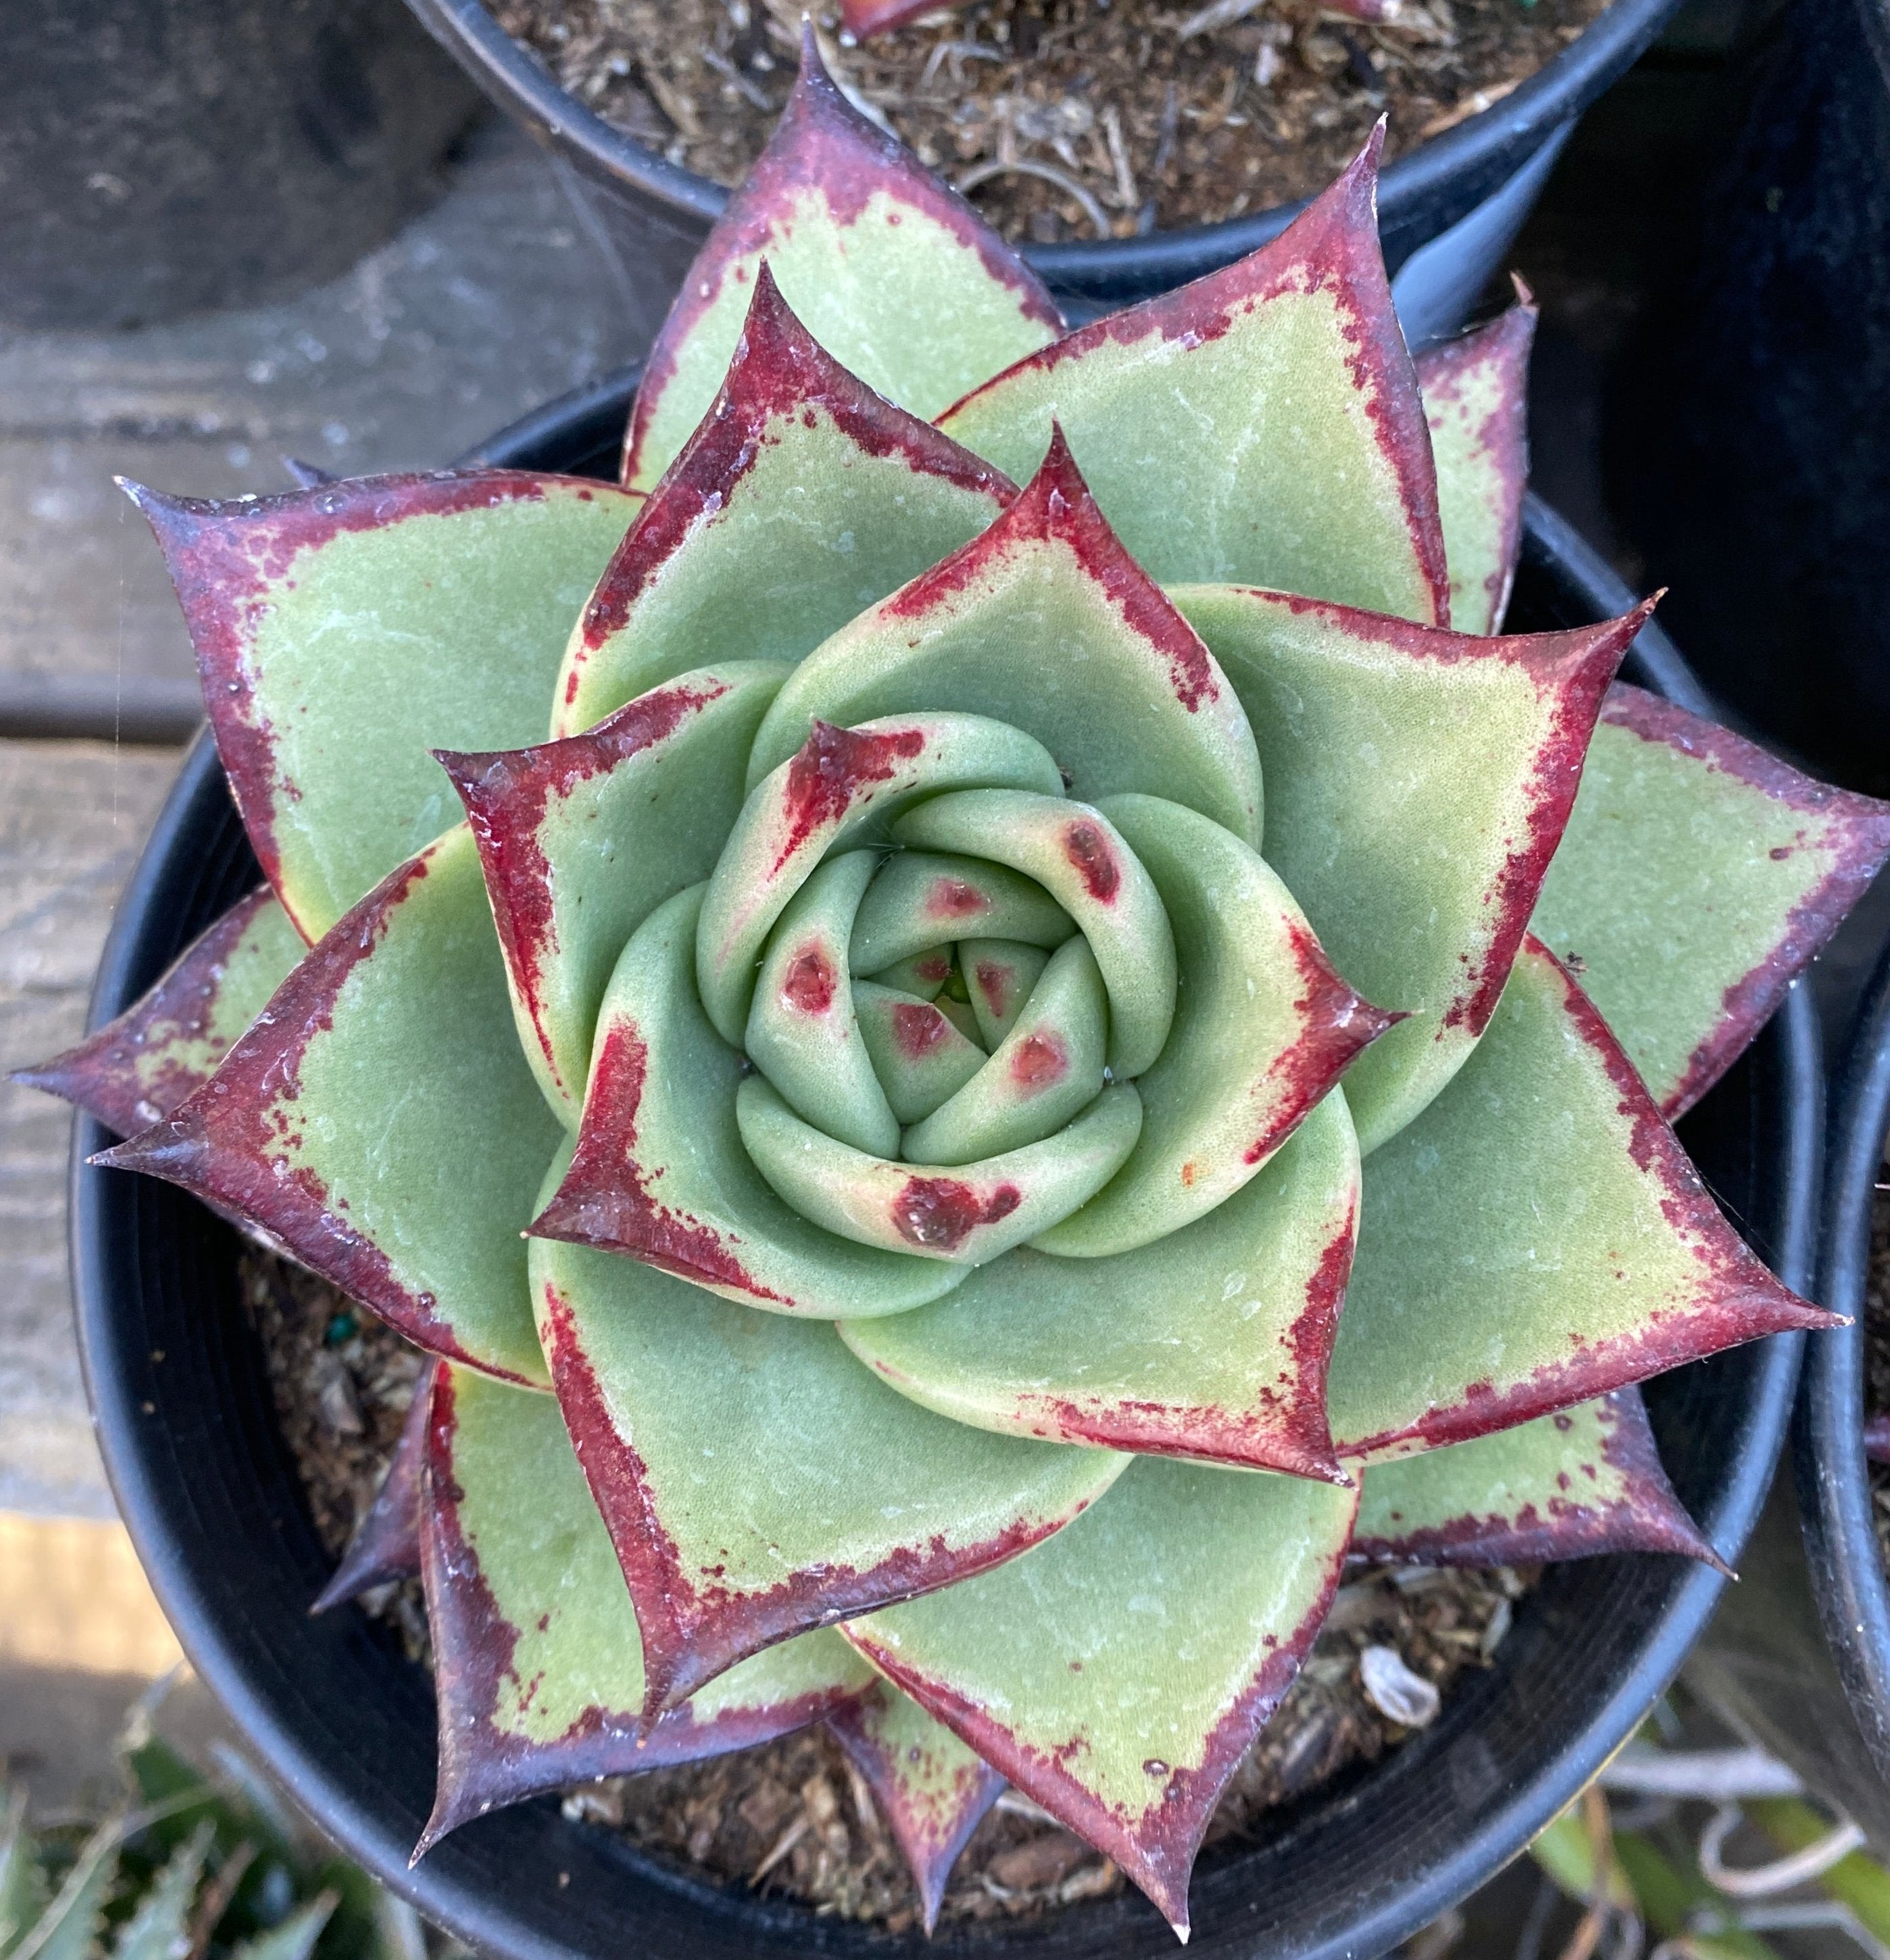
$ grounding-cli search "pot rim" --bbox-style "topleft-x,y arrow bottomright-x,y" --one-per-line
399,0 -> 1683,295
1799,936 -> 1890,1768
70,371 -> 1811,1960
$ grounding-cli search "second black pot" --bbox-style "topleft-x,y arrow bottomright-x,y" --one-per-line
399,0 -> 1681,343
1693,932 -> 1890,1851
74,374 -> 1813,1960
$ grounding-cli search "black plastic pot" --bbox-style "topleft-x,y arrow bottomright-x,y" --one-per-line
1691,936 -> 1890,1851
1607,0 -> 1890,796
399,0 -> 1681,339
0,0 -> 482,331
74,372 -> 1813,1960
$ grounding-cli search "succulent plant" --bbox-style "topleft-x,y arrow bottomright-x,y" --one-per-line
26,35 -> 1890,1939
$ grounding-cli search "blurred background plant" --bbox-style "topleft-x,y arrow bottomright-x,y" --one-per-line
1398,1689 -> 1890,1960
0,1676 -> 445,1960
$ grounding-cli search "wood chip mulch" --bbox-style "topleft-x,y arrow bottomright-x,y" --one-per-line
243,1245 -> 1526,1930
491,0 -> 1606,244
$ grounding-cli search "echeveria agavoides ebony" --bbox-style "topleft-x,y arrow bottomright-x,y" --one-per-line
30,36 -> 1890,1940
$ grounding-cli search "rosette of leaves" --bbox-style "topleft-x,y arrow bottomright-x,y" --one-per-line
26,39 -> 1890,1939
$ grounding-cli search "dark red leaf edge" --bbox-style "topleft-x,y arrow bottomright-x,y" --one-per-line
938,125 -> 1451,629
1412,284 -> 1537,634
564,264 -> 1015,729
14,886 -> 301,1136
1228,592 -> 1653,1044
1347,1385 -> 1726,1572
311,1358 -> 436,1614
853,1191 -> 1359,1481
621,27 -> 1062,491
119,470 -> 634,934
537,1278 -> 1103,1719
825,1683 -> 1005,1934
875,421 -> 1236,723
844,1511 -> 1353,1938
1336,936 -> 1843,1461
1594,684 -> 1890,1120
437,674 -> 747,1104
91,840 -> 537,1384
414,1368 -> 861,1857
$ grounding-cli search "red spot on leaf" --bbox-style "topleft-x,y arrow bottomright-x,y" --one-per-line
777,719 -> 927,871
892,1001 -> 949,1057
1011,1032 -> 1066,1089
927,877 -> 989,919
1063,821 -> 1120,902
891,1177 -> 1022,1250
781,945 -> 837,1015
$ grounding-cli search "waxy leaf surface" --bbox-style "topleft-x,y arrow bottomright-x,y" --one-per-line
1328,938 -> 1833,1460
128,472 -> 638,940
531,1232 -> 1125,1713
1532,684 -> 1890,1118
938,135 -> 1449,622
97,828 -> 560,1385
892,791 -> 1178,1078
441,662 -> 788,1118
827,1683 -> 1004,1932
850,851 -> 1073,976
311,1358 -> 434,1612
737,1076 -> 1144,1262
557,269 -> 1013,735
19,886 -> 305,1136
855,982 -> 988,1122
1351,1388 -> 1717,1567
844,1087 -> 1359,1479
1415,295 -> 1536,636
623,35 -> 1061,494
1176,587 -> 1639,1152
748,432 -> 1263,848
846,1455 -> 1356,1936
535,886 -> 965,1317
698,714 -> 1065,1048
1036,794 -> 1391,1254
418,1364 -> 873,1850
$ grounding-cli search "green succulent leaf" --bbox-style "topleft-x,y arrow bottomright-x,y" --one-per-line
854,982 -> 989,1122
961,939 -> 1052,1049
746,851 -> 901,1156
842,1086 -> 1358,1479
112,1822 -> 214,1960
747,431 -> 1265,848
228,1895 -> 337,1960
901,936 -> 1107,1164
311,1359 -> 433,1614
698,714 -> 1065,1049
937,135 -> 1449,622
1532,684 -> 1890,1118
529,1231 -> 1126,1713
737,1075 -> 1144,1262
1351,1388 -> 1719,1567
440,662 -> 790,1118
557,268 -> 1015,736
621,31 -> 1061,494
16,888 -> 306,1137
97,827 -> 560,1385
844,1455 -> 1357,1938
892,790 -> 1178,1078
416,1364 -> 873,1851
1034,794 -> 1392,1256
1415,293 -> 1536,637
127,472 -> 639,941
20,1813 -> 118,1960
827,1683 -> 1004,1934
1174,587 -> 1643,1152
1328,936 -> 1834,1460
850,851 -> 1075,977
533,885 -> 966,1316
0,1793 -> 47,1958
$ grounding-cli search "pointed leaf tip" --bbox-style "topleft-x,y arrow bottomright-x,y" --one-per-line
623,26 -> 1060,492
310,1358 -> 434,1614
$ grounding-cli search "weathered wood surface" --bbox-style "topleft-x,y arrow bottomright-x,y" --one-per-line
0,740 -> 180,1516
